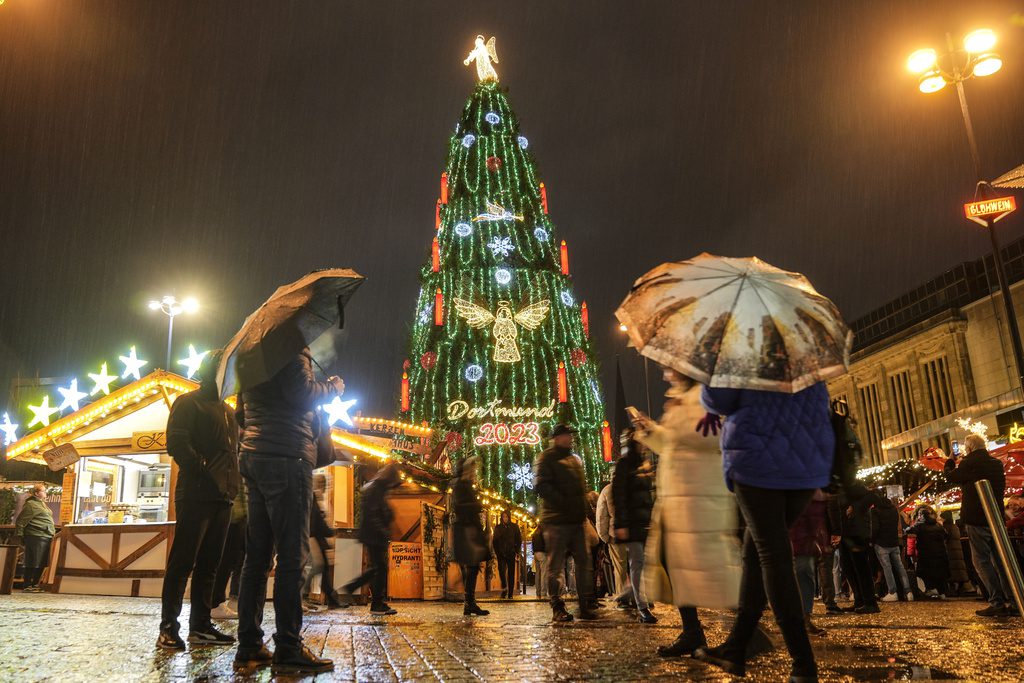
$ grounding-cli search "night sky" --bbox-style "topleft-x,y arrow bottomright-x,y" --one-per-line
2,1 -> 1023,420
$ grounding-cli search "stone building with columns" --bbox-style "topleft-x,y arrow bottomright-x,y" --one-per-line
827,234 -> 1024,465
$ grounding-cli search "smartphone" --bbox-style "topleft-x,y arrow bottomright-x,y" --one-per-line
625,406 -> 641,422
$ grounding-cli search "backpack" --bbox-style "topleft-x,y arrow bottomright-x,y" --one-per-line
825,399 -> 862,494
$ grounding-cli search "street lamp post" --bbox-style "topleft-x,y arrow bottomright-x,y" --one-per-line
148,295 -> 199,369
907,29 -> 1024,392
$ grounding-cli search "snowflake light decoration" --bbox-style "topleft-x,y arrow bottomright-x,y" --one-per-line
517,135 -> 529,149
560,290 -> 574,307
534,226 -> 549,242
465,364 -> 484,382
507,462 -> 534,491
419,302 -> 434,325
494,267 -> 512,285
462,134 -> 476,148
455,222 -> 473,237
487,236 -> 515,258
485,111 -> 501,125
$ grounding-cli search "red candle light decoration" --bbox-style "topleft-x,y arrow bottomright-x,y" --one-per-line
431,236 -> 440,272
560,240 -> 569,276
401,372 -> 410,412
435,199 -> 442,230
581,301 -> 590,337
601,420 -> 613,462
434,288 -> 444,326
557,361 -> 568,403
440,172 -> 448,204
539,182 -> 549,214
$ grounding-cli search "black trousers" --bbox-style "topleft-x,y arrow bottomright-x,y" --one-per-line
497,555 -> 517,596
722,484 -> 816,677
346,543 -> 389,606
461,563 -> 480,606
160,500 -> 231,632
840,537 -> 877,608
212,519 -> 246,607
21,535 -> 53,586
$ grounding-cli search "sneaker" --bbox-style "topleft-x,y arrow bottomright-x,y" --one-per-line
976,605 -> 1009,617
464,604 -> 490,616
233,643 -> 273,669
693,646 -> 746,677
881,593 -> 898,602
657,629 -> 707,657
925,589 -> 939,598
552,606 -> 574,623
211,603 -> 238,620
905,593 -> 914,602
370,603 -> 398,615
271,643 -> 334,674
638,608 -> 658,624
156,629 -> 186,651
188,625 -> 236,645
615,600 -> 633,611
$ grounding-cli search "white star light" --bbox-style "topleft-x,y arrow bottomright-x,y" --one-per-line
487,236 -> 515,259
178,345 -> 209,380
321,396 -> 357,427
28,395 -> 60,428
119,346 -> 148,381
0,412 -> 19,445
88,362 -> 117,396
57,378 -> 88,412
507,462 -> 534,491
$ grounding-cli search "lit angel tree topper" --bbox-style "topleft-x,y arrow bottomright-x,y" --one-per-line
402,37 -> 608,501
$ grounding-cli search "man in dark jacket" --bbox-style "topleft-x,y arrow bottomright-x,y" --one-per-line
343,464 -> 401,615
612,434 -> 656,623
871,494 -> 912,601
835,484 -> 881,613
945,434 -> 1015,617
492,511 -> 522,599
534,423 -> 599,622
159,353 -> 241,651
235,348 -> 344,673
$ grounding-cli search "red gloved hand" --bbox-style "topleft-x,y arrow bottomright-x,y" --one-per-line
695,413 -> 722,437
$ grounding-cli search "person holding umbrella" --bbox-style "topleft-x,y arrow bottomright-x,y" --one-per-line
618,254 -> 850,683
220,269 -> 363,674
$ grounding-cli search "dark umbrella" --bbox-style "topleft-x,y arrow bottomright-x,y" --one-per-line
216,268 -> 365,398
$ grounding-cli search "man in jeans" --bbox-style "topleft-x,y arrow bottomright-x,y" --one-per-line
871,494 -> 913,601
612,433 -> 656,623
534,424 -> 599,622
158,353 -> 240,650
945,434 -> 1017,617
235,348 -> 345,673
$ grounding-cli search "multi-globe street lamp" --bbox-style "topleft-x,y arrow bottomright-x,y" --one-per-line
907,29 -> 1024,392
148,295 -> 199,370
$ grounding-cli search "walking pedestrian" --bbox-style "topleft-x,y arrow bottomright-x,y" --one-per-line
492,511 -> 522,599
342,464 -> 401,615
597,476 -> 633,608
832,484 -> 881,613
940,511 -> 971,597
612,431 -> 656,623
211,485 -> 248,620
818,491 -> 842,614
944,434 -> 1017,617
534,423 -> 599,622
907,506 -> 950,598
451,456 -> 490,616
303,474 -> 342,610
234,347 -> 344,673
15,483 -> 54,593
790,490 -> 828,635
693,382 -> 834,683
159,353 -> 240,651
532,525 -> 548,599
872,494 -> 913,602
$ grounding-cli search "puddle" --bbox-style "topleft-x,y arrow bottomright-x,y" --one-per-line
833,663 -> 961,680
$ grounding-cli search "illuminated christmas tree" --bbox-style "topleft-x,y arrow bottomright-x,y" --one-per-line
402,37 -> 609,501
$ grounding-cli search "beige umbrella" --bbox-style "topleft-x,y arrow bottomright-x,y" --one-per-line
615,254 -> 852,393
993,163 -> 1024,189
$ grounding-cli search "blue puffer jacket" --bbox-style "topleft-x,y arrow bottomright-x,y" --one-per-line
701,383 -> 834,491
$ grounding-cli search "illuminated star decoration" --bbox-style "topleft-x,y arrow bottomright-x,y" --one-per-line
507,462 -> 534,491
28,395 -> 60,428
88,362 -> 118,396
178,345 -> 209,380
118,346 -> 148,381
487,236 -> 515,259
0,412 -> 18,446
57,378 -> 88,412
321,396 -> 357,428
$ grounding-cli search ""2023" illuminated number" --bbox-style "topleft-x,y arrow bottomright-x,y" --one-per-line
473,422 -> 542,446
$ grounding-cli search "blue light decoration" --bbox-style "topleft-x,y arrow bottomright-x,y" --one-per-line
465,364 -> 484,382
461,134 -> 476,148
487,236 -> 515,259
321,396 -> 357,428
495,267 -> 512,285
454,222 -> 473,237
517,135 -> 529,149
0,412 -> 19,446
485,111 -> 500,125
57,378 -> 88,412
534,226 -> 549,242
507,462 -> 534,491
560,290 -> 574,306
590,380 -> 602,402
418,302 -> 434,325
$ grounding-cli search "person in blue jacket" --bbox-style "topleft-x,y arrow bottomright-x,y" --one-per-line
694,382 -> 834,683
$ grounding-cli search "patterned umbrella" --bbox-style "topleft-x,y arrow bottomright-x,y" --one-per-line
615,254 -> 852,393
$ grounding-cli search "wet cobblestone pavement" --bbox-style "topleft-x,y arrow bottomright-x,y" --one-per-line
1,593 -> 1022,682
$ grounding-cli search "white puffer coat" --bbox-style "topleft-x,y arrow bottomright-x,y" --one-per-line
638,384 -> 741,609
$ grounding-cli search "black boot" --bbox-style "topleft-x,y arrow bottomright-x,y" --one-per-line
464,603 -> 490,616
657,629 -> 707,657
694,645 -> 746,676
233,644 -> 273,669
551,601 -> 573,622
271,643 -> 334,674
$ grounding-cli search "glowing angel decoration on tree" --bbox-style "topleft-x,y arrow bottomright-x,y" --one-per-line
453,298 -> 550,363
464,35 -> 499,82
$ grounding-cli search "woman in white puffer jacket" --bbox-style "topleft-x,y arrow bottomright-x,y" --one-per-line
635,368 -> 742,657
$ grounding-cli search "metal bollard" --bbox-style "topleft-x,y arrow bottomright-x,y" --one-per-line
975,479 -> 1024,615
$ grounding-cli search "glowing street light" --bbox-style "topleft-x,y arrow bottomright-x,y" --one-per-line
148,295 -> 199,370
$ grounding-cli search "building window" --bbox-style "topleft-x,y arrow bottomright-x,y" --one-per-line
922,356 -> 956,420
888,370 -> 917,433
857,383 -> 885,465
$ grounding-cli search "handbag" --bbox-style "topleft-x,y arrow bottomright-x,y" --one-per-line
313,413 -> 336,469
